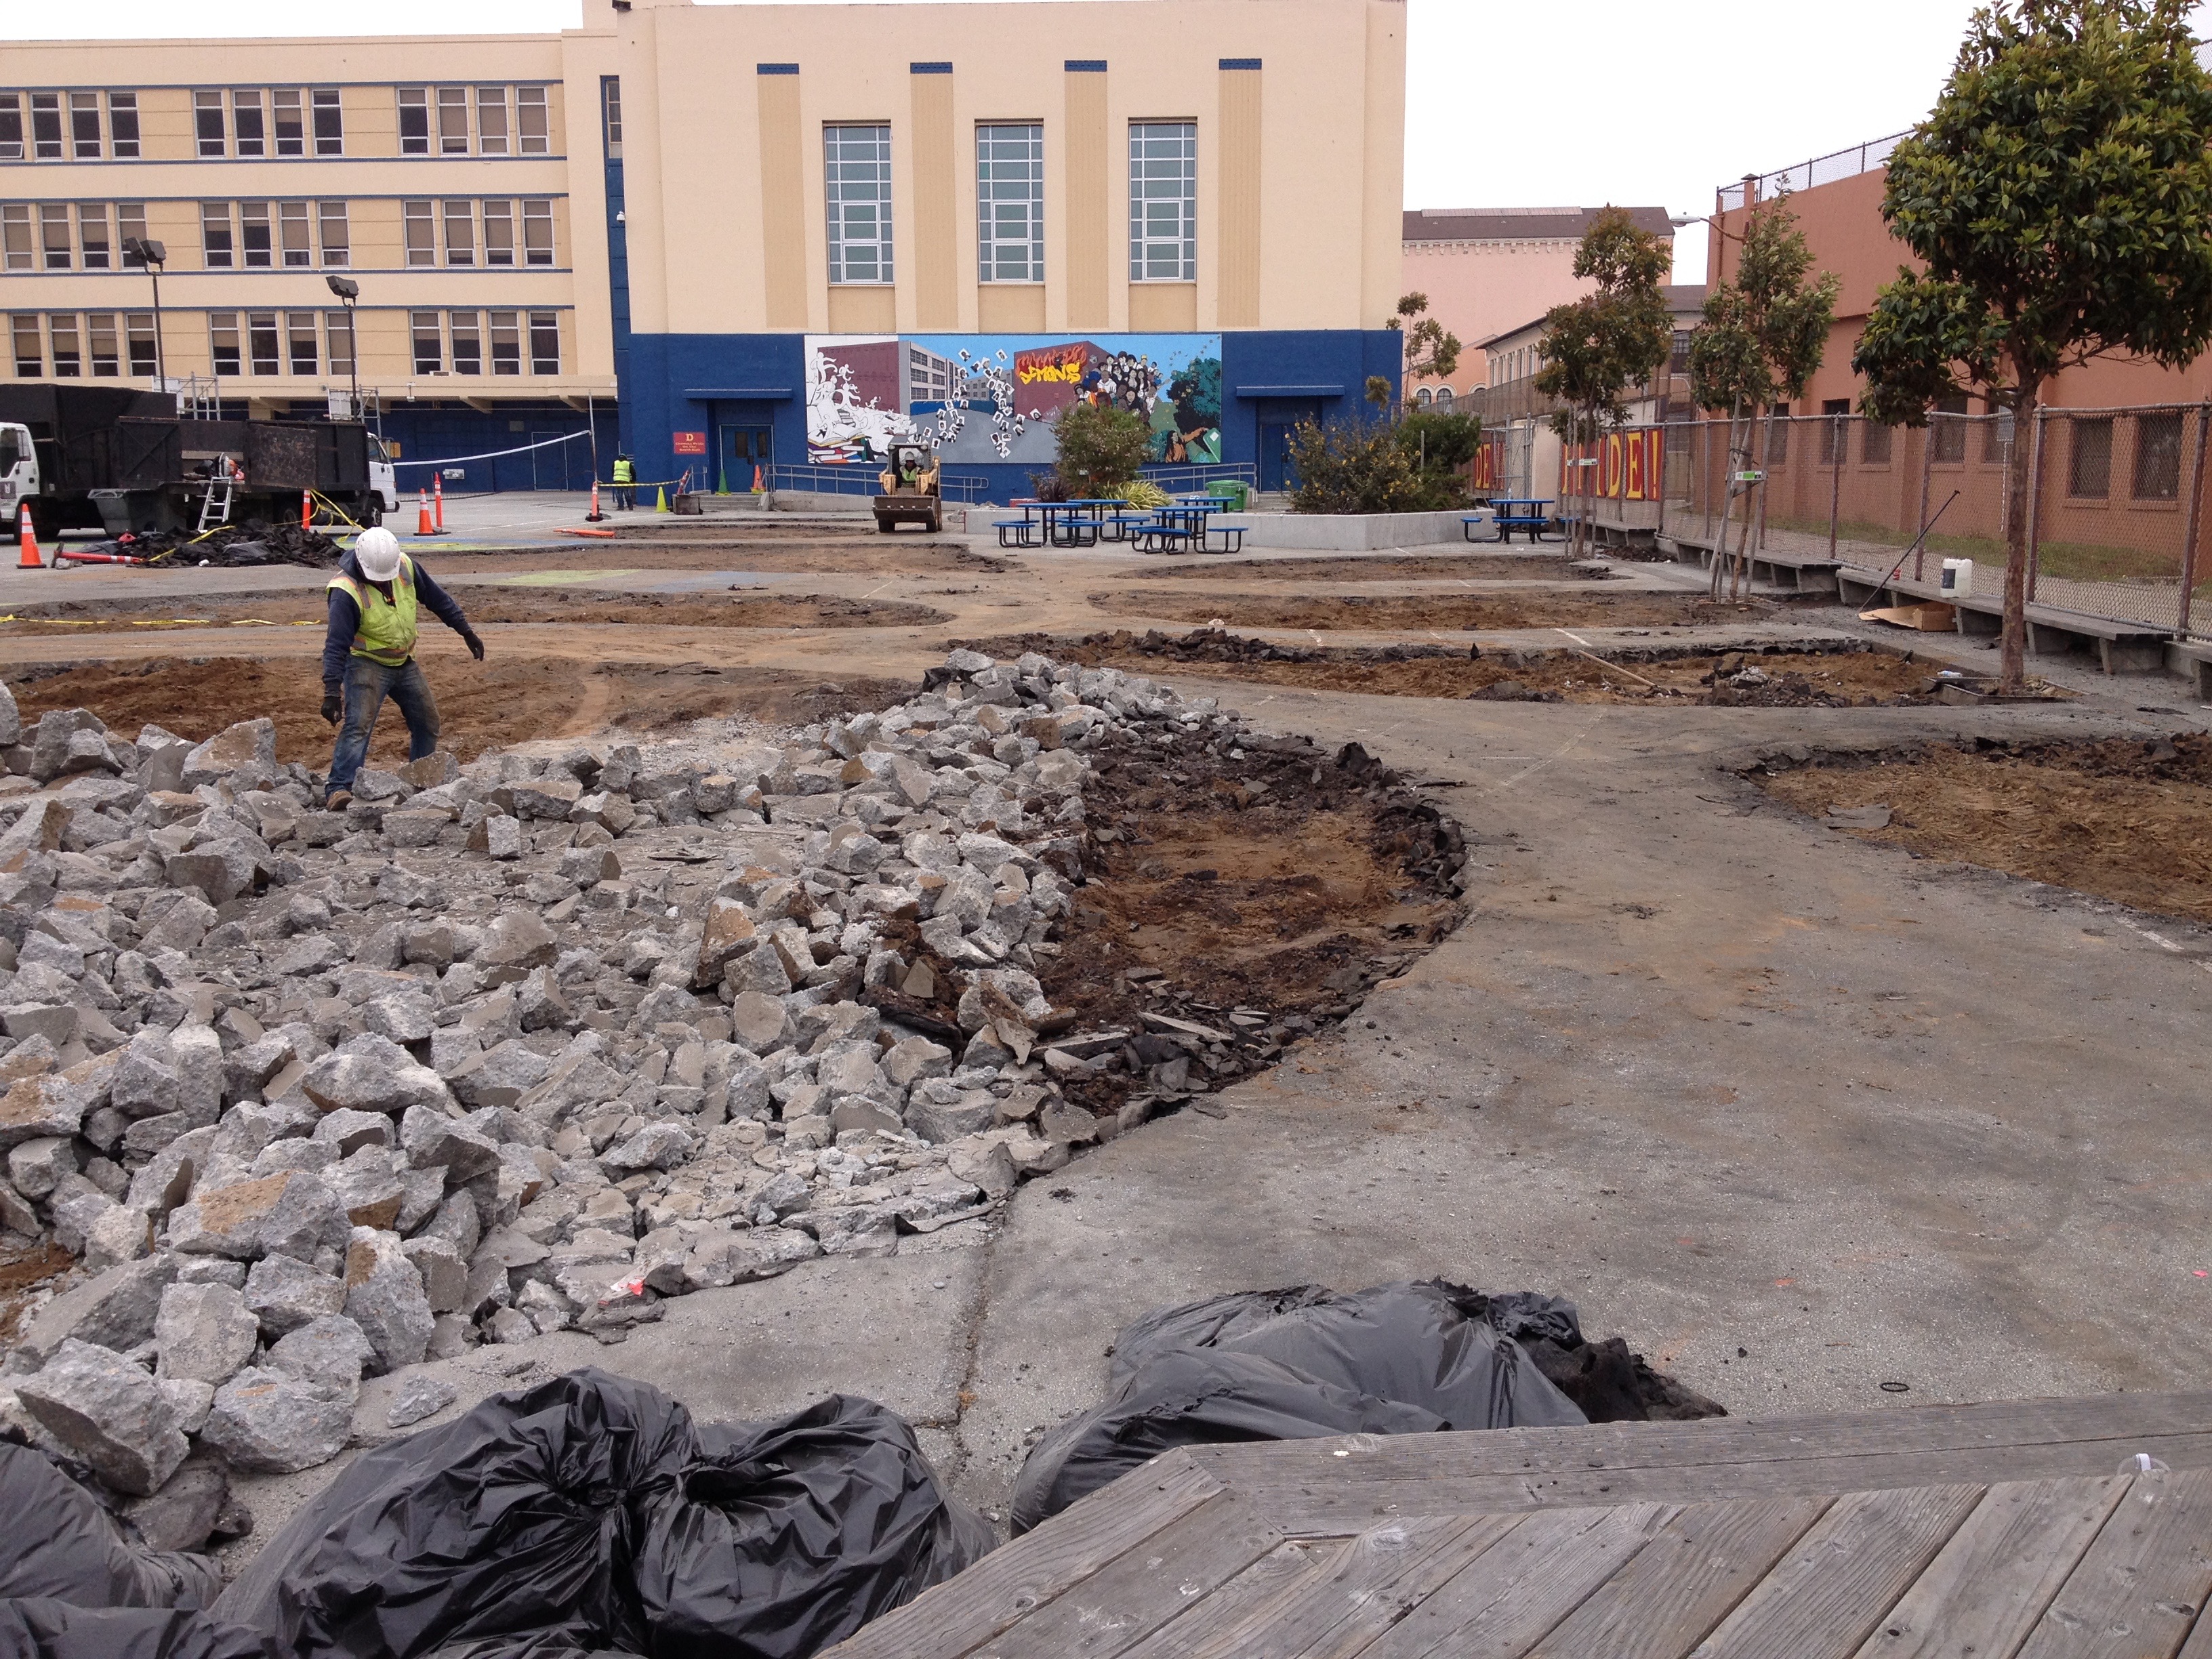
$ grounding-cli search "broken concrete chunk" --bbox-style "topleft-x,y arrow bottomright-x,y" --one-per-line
201,1366 -> 352,1474
16,1338 -> 190,1496
167,1169 -> 353,1262
385,1372 -> 457,1429
398,1104 -> 501,1182
342,1227 -> 434,1373
301,1035 -> 453,1117
153,1282 -> 261,1387
243,1253 -> 348,1338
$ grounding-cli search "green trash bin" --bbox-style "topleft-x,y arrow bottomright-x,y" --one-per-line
1215,480 -> 1250,512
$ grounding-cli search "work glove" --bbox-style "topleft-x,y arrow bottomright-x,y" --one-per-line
320,689 -> 342,726
460,625 -> 486,661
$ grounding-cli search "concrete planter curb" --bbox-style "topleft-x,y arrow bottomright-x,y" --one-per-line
1240,510 -> 1473,550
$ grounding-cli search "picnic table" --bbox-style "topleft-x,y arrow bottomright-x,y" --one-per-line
991,498 -> 1115,548
1489,497 -> 1554,544
1134,497 -> 1247,554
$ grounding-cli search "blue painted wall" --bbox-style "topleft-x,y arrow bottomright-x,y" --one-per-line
379,404 -> 619,496
621,329 -> 1401,501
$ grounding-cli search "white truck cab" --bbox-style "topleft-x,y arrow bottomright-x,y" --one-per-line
369,435 -> 398,515
0,422 -> 37,525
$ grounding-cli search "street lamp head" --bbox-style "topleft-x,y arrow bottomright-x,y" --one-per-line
121,237 -> 166,267
325,274 -> 361,300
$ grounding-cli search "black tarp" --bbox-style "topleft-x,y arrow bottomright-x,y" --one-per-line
0,1445 -> 224,1612
1010,1280 -> 1723,1532
213,1370 -> 992,1659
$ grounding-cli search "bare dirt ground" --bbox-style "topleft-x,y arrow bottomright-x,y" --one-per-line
1760,734 -> 2212,924
7,655 -> 916,764
414,541 -> 1004,575
0,592 -> 949,633
1122,554 -> 1582,582
1104,589 -> 1775,631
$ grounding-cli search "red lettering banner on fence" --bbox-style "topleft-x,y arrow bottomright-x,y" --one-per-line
1559,429 -> 1662,500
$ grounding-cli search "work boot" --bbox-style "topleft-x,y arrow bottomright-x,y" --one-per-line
325,789 -> 353,811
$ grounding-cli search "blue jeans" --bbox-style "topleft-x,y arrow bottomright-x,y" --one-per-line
327,655 -> 440,799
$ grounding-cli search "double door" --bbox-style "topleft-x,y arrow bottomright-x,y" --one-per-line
719,425 -> 772,491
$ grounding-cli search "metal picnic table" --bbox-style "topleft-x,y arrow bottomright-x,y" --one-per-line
1490,497 -> 1554,544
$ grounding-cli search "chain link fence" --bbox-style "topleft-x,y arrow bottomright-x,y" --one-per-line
1574,408 -> 2210,638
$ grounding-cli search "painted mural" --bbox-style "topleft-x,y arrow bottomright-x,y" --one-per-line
804,333 -> 1224,468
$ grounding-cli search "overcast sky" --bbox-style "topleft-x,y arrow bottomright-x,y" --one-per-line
19,0 -> 2203,285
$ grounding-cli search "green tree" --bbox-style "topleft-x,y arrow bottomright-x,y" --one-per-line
1535,207 -> 1673,556
1852,0 -> 2212,692
1689,195 -> 1841,596
1052,401 -> 1153,494
1390,291 -> 1462,395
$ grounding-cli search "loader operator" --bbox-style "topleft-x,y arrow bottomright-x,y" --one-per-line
319,525 -> 483,811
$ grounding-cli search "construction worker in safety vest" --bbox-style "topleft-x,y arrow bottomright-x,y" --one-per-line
611,453 -> 636,510
319,525 -> 483,810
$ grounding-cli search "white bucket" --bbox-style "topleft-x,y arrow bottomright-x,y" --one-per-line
1940,556 -> 1974,598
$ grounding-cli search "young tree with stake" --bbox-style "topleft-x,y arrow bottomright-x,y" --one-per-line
1391,293 -> 1462,407
1534,209 -> 1673,558
1689,197 -> 1840,598
1853,0 -> 2212,693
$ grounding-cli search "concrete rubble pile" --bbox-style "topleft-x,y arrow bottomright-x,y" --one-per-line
0,648 -> 1219,1510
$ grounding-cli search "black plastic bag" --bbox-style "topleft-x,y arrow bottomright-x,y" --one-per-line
213,1370 -> 991,1659
0,1600 -> 272,1659
1010,1282 -> 1591,1531
0,1446 -> 224,1613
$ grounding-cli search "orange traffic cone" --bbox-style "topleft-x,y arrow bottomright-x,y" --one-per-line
16,503 -> 41,569
415,487 -> 435,536
586,480 -> 604,523
433,472 -> 446,532
752,464 -> 764,493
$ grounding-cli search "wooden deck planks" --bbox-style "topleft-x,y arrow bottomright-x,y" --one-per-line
1845,1477 -> 2129,1659
1688,1483 -> 1986,1659
2015,1469 -> 2212,1659
1351,1502 -> 1677,1659
1221,1514 -> 1527,1659
975,1496 -> 1287,1659
1521,1495 -> 1834,1659
821,1454 -> 1225,1659
1111,1538 -> 1353,1659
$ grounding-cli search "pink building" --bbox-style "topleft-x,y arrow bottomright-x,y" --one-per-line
1399,206 -> 1676,405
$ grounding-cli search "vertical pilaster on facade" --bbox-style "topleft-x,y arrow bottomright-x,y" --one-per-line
756,63 -> 806,330
909,63 -> 956,330
1360,0 -> 1406,329
1063,61 -> 1109,329
1216,59 -> 1262,329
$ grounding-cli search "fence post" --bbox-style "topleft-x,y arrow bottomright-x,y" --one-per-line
1828,414 -> 1843,561
1914,426 -> 1933,583
2024,407 -> 2046,605
2179,401 -> 2208,636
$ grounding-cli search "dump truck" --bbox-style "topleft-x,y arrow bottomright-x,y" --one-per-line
873,443 -> 943,533
0,383 -> 398,540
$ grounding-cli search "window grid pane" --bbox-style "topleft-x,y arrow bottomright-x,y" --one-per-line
70,92 -> 102,159
87,312 -> 119,377
449,310 -> 482,374
404,200 -> 434,267
209,311 -> 241,377
286,311 -> 317,375
312,89 -> 344,155
239,201 -> 271,268
977,123 -> 1044,284
108,92 -> 140,158
1129,121 -> 1196,282
325,308 -> 354,375
14,313 -> 45,376
410,309 -> 442,373
117,203 -> 147,257
246,311 -> 280,376
436,87 -> 470,155
483,199 -> 514,266
50,313 -> 80,377
517,86 -> 549,154
126,312 -> 157,377
523,199 -> 554,266
201,202 -> 233,268
32,94 -> 62,161
825,124 -> 893,285
398,88 -> 429,155
489,310 -> 520,375
77,203 -> 109,269
273,89 -> 304,156
444,200 -> 475,266
1,207 -> 30,272
476,87 -> 508,155
318,201 -> 349,267
0,96 -> 24,163
279,201 -> 311,268
193,90 -> 225,157
232,89 -> 264,157
39,203 -> 71,270
529,310 -> 560,374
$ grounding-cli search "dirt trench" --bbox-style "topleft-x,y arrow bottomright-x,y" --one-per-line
1,592 -> 949,634
1122,554 -> 1582,582
1103,589 -> 1774,632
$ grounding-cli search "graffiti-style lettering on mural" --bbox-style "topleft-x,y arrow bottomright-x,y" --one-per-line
1559,428 -> 1664,501
804,333 -> 1223,468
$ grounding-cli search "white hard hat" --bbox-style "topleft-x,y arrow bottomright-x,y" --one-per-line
354,526 -> 402,581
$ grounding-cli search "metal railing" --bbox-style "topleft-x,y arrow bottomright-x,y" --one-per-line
1138,461 -> 1258,492
1717,131 -> 1908,210
766,462 -> 993,503
1574,409 -> 2210,638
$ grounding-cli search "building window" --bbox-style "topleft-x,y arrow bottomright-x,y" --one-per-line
285,311 -> 317,375
39,203 -> 71,270
977,123 -> 1044,283
279,201 -> 312,268
87,313 -> 119,377
193,89 -> 225,157
12,314 -> 43,377
201,202 -> 233,268
489,310 -> 521,375
108,93 -> 139,158
232,89 -> 265,157
437,87 -> 470,155
600,79 -> 621,157
70,91 -> 102,159
1819,398 -> 1851,464
2133,411 -> 2183,501
272,88 -> 304,155
825,123 -> 893,284
239,201 -> 272,268
404,200 -> 435,267
2069,417 -> 2113,498
319,201 -> 348,266
77,203 -> 109,269
398,87 -> 430,155
312,88 -> 343,155
476,87 -> 509,155
1414,387 -> 1433,408
50,314 -> 80,377
529,310 -> 560,374
0,96 -> 22,162
523,198 -> 554,266
518,85 -> 549,154
1436,387 -> 1454,410
483,198 -> 514,266
246,311 -> 281,375
443,199 -> 476,266
1129,121 -> 1196,281
117,202 -> 146,258
1862,420 -> 1893,465
325,308 -> 353,375
449,310 -> 481,374
209,312 -> 241,376
410,310 -> 443,373
1,206 -> 29,272
126,312 -> 156,377
32,94 -> 62,161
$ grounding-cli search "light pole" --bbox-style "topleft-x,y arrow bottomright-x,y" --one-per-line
120,236 -> 166,388
325,274 -> 361,415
